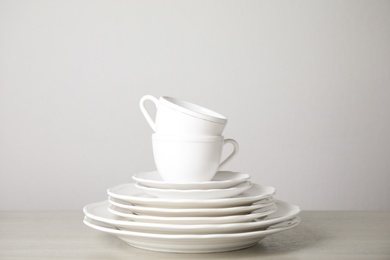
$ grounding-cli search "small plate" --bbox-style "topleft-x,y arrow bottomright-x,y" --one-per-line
135,181 -> 252,200
132,171 -> 250,190
108,197 -> 277,217
83,216 -> 300,253
84,200 -> 299,233
107,183 -> 275,208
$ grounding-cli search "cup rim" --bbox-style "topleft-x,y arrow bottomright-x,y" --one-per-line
160,96 -> 227,125
152,134 -> 224,142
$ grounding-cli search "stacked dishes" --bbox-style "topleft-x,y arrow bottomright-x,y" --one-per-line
83,96 -> 300,253
83,171 -> 300,253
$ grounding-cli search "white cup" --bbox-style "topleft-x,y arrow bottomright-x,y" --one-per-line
152,134 -> 239,183
140,95 -> 227,136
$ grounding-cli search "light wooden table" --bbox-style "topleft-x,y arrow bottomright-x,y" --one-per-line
0,211 -> 389,259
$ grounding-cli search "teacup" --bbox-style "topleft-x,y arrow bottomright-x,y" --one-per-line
152,134 -> 239,183
140,95 -> 227,136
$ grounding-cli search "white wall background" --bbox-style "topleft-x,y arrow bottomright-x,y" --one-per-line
0,0 -> 389,211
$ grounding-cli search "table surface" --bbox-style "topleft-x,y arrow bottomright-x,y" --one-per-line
0,211 -> 389,259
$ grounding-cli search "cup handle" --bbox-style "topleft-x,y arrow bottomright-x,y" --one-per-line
139,95 -> 159,132
219,138 -> 239,169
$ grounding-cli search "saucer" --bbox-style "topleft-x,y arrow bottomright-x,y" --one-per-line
108,197 -> 277,217
84,200 -> 299,234
83,216 -> 300,253
107,183 -> 275,208
132,171 -> 250,190
134,181 -> 252,200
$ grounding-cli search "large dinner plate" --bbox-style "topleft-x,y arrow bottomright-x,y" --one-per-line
83,200 -> 299,234
83,216 -> 300,253
107,183 -> 275,208
132,171 -> 250,190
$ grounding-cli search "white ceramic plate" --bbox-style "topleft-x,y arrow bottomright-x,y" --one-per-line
90,197 -> 275,225
108,197 -> 277,217
132,171 -> 251,190
83,216 -> 300,253
134,181 -> 252,200
107,183 -> 275,208
84,200 -> 299,234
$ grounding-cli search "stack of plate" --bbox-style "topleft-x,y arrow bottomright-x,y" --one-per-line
83,171 -> 300,253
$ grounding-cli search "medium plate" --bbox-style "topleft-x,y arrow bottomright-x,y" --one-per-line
87,197 -> 275,225
134,181 -> 252,200
108,197 -> 277,217
107,183 -> 275,208
83,216 -> 300,253
132,171 -> 250,190
83,200 -> 299,234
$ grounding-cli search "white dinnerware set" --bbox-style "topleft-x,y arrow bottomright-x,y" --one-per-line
83,95 -> 300,253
